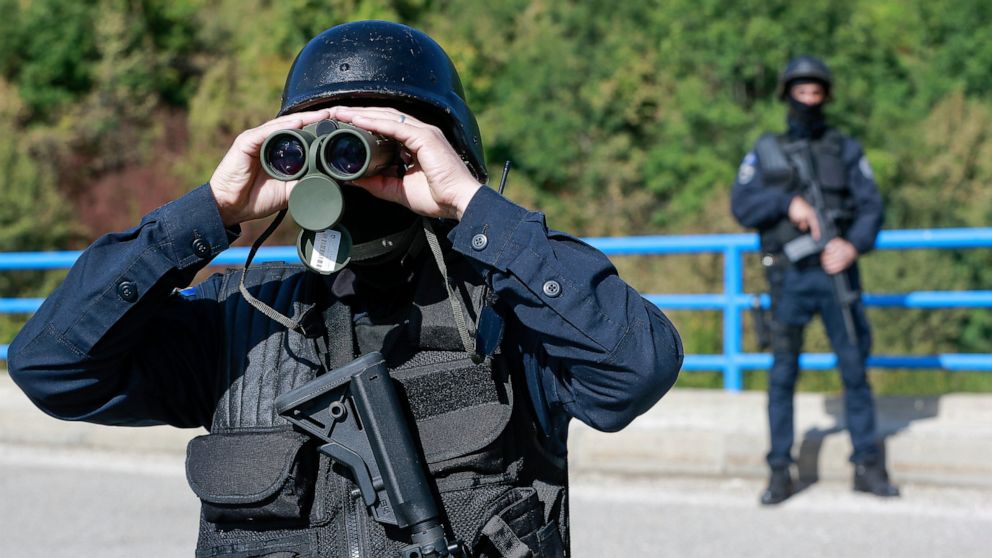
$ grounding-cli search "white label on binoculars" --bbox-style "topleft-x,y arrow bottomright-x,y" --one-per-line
310,229 -> 342,273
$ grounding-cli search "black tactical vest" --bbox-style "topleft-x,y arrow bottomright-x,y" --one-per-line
184,256 -> 569,558
754,129 -> 856,254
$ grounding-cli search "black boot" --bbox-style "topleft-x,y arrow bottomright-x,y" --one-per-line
760,466 -> 794,505
853,461 -> 900,497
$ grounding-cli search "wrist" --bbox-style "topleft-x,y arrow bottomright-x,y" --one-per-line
451,181 -> 483,221
783,194 -> 799,217
209,183 -> 242,227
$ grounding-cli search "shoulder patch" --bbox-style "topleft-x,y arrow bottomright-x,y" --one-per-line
737,152 -> 757,184
858,156 -> 874,180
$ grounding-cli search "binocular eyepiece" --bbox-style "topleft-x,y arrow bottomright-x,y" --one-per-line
259,119 -> 401,274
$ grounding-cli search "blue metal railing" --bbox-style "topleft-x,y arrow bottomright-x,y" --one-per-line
591,228 -> 992,390
2,228 -> 991,390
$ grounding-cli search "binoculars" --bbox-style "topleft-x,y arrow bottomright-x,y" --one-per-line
260,119 -> 400,273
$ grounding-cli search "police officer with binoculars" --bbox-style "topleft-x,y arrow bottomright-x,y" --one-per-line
9,20 -> 683,558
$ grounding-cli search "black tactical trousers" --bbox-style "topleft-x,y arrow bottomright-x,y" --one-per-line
765,262 -> 879,469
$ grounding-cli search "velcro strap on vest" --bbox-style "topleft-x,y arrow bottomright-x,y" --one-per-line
481,515 -> 534,558
401,361 -> 499,421
477,488 -> 551,558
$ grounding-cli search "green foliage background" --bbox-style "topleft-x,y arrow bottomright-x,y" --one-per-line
1,0 -> 990,391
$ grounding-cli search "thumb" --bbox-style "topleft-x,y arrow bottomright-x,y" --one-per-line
809,214 -> 821,241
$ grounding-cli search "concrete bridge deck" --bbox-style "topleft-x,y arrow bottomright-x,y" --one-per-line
3,373 -> 990,488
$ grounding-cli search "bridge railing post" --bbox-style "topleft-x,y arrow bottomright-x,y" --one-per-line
723,245 -> 744,392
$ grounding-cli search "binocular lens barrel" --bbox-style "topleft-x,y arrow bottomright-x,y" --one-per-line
320,127 -> 397,181
325,133 -> 368,178
261,130 -> 312,181
267,137 -> 306,176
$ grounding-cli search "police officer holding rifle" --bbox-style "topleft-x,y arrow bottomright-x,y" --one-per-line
731,56 -> 897,505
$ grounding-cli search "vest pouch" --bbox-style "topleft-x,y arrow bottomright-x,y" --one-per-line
186,429 -> 317,527
474,487 -> 565,558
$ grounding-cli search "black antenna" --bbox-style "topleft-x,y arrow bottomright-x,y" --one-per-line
497,160 -> 511,195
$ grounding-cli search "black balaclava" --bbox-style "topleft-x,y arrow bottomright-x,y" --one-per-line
335,185 -> 425,293
786,79 -> 828,140
339,185 -> 418,247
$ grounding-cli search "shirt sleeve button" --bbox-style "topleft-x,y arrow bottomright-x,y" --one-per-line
117,280 -> 138,303
542,280 -> 562,298
471,233 -> 489,251
192,238 -> 211,258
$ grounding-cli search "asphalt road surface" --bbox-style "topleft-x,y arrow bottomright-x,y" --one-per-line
2,445 -> 990,557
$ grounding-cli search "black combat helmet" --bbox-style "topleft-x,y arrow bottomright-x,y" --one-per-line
279,20 -> 487,182
777,55 -> 833,101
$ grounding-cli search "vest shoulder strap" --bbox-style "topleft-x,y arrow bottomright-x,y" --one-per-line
754,133 -> 793,183
821,128 -> 844,148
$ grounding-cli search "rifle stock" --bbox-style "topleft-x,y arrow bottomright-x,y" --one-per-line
275,352 -> 466,558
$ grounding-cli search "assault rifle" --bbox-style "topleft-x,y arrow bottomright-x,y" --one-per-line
781,143 -> 860,345
275,352 -> 466,558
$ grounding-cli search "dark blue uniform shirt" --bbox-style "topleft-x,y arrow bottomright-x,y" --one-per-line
8,184 -> 683,455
